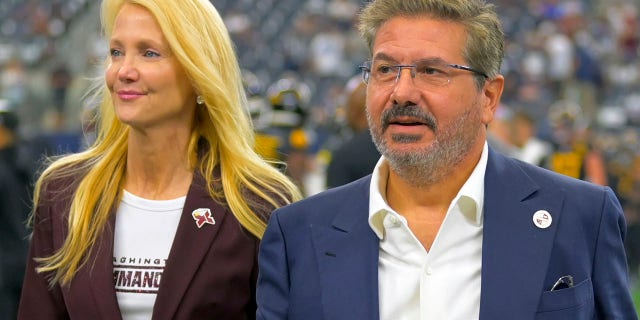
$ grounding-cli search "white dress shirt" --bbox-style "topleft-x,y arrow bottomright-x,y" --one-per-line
368,143 -> 488,320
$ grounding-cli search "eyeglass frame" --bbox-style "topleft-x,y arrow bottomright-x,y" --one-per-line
358,60 -> 489,86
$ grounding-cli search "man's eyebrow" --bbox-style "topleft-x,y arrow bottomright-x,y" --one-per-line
372,53 -> 448,65
414,57 -> 447,65
372,52 -> 397,62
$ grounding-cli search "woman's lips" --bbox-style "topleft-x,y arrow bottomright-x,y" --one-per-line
117,90 -> 145,101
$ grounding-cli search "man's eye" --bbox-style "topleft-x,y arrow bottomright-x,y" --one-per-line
418,65 -> 442,75
110,49 -> 122,57
377,65 -> 395,74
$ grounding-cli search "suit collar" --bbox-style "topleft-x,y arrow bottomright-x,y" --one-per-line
479,148 -> 564,320
330,178 -> 373,232
313,178 -> 381,319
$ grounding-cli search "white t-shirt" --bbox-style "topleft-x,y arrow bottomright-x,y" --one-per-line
113,190 -> 185,320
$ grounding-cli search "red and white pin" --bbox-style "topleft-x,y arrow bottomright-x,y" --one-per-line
192,208 -> 215,228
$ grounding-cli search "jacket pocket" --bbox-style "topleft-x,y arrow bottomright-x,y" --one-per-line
535,278 -> 594,319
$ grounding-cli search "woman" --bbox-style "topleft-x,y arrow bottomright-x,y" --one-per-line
18,0 -> 301,319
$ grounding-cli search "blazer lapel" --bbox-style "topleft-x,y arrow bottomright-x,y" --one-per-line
82,212 -> 123,320
479,150 -> 564,320
312,178 -> 380,320
152,173 -> 227,319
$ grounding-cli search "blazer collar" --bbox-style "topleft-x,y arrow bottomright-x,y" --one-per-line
152,172 -> 229,319
82,212 -> 122,320
82,172 -> 229,320
479,148 -> 564,320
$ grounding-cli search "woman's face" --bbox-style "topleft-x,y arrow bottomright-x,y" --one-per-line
106,3 -> 197,133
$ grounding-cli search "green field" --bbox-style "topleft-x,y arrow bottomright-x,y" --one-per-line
634,283 -> 640,316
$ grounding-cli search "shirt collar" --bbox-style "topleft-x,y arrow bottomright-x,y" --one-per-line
368,142 -> 488,239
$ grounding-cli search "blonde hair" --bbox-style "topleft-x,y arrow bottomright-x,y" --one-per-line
33,0 -> 302,286
358,0 -> 504,88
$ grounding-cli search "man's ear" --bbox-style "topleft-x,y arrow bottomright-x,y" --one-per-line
480,75 -> 504,125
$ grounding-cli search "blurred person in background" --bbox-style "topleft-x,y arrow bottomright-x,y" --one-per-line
326,77 -> 379,188
49,63 -> 72,131
621,171 -> 640,285
606,127 -> 640,284
511,109 -> 552,166
0,59 -> 28,111
543,99 -> 608,186
18,0 -> 301,319
0,102 -> 31,320
255,73 -> 315,195
486,103 -> 519,158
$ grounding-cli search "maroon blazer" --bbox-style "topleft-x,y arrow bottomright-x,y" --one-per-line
19,172 -> 261,319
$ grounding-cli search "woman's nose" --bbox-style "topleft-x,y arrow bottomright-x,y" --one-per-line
116,56 -> 139,82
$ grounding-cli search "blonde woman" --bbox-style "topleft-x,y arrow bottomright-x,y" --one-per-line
18,0 -> 301,319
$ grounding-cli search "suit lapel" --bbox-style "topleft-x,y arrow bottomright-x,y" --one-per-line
312,178 -> 380,320
479,150 -> 564,320
152,173 -> 227,319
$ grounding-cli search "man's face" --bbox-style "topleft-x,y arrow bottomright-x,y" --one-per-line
365,16 -> 501,184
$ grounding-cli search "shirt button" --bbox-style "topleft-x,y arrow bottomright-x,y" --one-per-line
384,215 -> 401,228
425,267 -> 433,275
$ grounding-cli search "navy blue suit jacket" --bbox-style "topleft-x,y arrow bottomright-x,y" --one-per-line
257,148 -> 637,319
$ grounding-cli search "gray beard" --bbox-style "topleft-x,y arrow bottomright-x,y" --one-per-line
369,105 -> 482,188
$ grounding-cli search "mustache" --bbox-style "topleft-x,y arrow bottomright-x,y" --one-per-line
381,104 -> 437,131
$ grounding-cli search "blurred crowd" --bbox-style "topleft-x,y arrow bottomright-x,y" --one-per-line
223,0 -> 640,281
2,0 -> 640,313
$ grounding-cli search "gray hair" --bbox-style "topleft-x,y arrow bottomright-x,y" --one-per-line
358,0 -> 504,87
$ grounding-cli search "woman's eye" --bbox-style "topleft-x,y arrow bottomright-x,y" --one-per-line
143,50 -> 160,58
110,49 -> 122,57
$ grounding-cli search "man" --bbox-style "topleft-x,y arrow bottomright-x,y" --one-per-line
0,106 -> 31,320
326,79 -> 380,188
256,0 -> 637,319
510,109 -> 552,167
543,99 -> 608,186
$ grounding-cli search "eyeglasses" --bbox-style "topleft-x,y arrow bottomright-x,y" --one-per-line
359,59 -> 488,88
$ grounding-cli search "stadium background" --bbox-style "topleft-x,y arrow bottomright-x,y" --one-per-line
1,0 -> 640,312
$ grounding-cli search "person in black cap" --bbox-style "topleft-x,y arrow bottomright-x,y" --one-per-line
0,103 -> 31,320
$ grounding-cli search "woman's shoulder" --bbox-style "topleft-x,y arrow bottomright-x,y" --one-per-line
243,184 -> 294,224
38,162 -> 87,205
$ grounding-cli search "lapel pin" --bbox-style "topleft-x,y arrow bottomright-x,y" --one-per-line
532,210 -> 552,229
192,208 -> 215,228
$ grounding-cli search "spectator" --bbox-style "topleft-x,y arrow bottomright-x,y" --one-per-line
544,100 -> 608,185
326,78 -> 380,188
0,103 -> 30,320
511,109 -> 552,166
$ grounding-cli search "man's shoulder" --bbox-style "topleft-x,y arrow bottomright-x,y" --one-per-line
501,153 -> 606,196
275,176 -> 371,219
